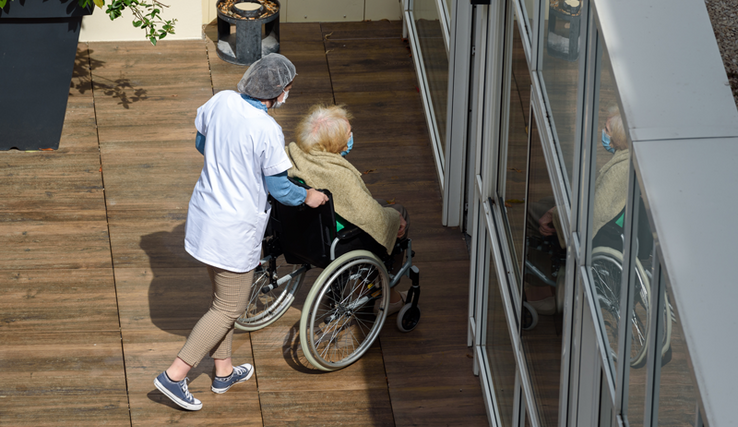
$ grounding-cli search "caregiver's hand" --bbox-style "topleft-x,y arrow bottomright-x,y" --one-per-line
305,188 -> 329,208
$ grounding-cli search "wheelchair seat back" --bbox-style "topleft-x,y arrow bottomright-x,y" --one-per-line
269,190 -> 336,269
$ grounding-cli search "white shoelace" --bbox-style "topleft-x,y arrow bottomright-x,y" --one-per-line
179,377 -> 194,401
232,365 -> 247,377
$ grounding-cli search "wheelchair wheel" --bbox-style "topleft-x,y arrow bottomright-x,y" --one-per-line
591,246 -> 650,367
521,301 -> 539,331
300,250 -> 390,371
397,303 -> 420,332
235,256 -> 306,332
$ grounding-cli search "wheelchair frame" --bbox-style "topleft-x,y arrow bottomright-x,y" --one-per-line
234,192 -> 421,371
521,234 -> 672,368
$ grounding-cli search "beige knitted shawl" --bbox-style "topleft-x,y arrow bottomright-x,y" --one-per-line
286,142 -> 401,254
593,149 -> 630,237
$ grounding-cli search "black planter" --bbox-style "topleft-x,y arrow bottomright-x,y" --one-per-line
0,0 -> 93,150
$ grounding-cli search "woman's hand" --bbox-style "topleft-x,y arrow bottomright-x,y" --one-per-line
538,207 -> 557,236
397,215 -> 407,239
305,188 -> 329,208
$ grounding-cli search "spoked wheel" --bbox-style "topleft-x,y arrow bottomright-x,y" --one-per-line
235,255 -> 306,332
591,246 -> 651,367
300,250 -> 389,371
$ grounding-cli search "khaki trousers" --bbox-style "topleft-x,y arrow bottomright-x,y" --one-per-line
177,266 -> 253,367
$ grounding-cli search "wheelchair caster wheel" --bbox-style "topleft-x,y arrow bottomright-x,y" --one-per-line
522,301 -> 538,331
397,303 -> 420,332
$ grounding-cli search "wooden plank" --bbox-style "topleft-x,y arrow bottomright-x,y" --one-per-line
0,268 -> 119,333
332,90 -> 429,142
0,396 -> 131,426
115,267 -> 213,333
324,39 -> 417,93
249,306 -> 390,392
0,219 -> 112,270
0,151 -> 106,214
99,140 -> 203,212
389,386 -> 490,427
259,389 -> 395,426
321,20 -> 404,40
122,329 -> 262,425
106,213 -> 201,269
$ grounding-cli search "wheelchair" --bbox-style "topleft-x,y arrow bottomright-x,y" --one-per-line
233,187 -> 421,371
522,209 -> 672,368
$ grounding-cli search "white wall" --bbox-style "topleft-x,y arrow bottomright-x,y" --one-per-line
79,0 -> 203,42
80,0 -> 401,42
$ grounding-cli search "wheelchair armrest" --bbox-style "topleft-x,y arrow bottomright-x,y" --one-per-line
337,223 -> 363,240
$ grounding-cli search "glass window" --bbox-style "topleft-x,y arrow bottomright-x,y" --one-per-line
499,18 -> 532,288
414,0 -> 449,154
656,272 -> 700,425
540,0 -> 583,194
586,40 -> 628,375
485,231 -> 516,427
520,114 -> 564,427
623,192 -> 655,427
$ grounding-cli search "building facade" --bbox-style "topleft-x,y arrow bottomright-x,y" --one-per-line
404,0 -> 738,425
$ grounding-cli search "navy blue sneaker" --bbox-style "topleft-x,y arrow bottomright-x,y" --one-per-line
211,363 -> 254,394
154,372 -> 202,411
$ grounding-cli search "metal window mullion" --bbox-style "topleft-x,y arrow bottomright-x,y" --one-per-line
512,0 -> 533,68
580,265 -> 618,407
469,179 -> 484,348
615,170 -> 639,425
530,81 -> 572,246
442,0 -> 471,227
476,345 -> 504,427
486,200 -> 543,427
435,0 -> 451,54
644,253 -> 666,427
496,0 -> 515,201
568,0 -> 590,245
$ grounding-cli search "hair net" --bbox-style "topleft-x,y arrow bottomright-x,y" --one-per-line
237,53 -> 297,100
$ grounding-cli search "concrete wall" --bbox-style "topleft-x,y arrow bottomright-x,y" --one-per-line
80,0 -> 401,42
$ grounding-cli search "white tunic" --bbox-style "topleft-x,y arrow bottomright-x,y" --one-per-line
185,90 -> 292,272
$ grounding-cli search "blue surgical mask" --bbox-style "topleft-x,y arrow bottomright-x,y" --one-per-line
341,133 -> 353,157
601,129 -> 615,153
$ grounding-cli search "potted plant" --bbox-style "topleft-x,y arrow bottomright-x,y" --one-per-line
0,0 -> 176,151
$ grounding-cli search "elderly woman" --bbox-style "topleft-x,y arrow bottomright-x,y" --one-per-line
531,106 -> 629,314
285,104 -> 409,314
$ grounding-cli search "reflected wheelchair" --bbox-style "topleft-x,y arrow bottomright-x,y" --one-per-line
523,208 -> 672,368
233,185 -> 421,371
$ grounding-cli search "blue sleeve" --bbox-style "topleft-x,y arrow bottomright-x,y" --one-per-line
195,131 -> 206,155
265,171 -> 307,206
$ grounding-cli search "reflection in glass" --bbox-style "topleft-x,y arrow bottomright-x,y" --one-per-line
624,194 -> 656,427
657,273 -> 699,425
587,42 -> 629,374
599,369 -> 614,427
485,233 -> 516,427
541,0 -> 582,192
520,115 -> 564,427
500,19 -> 532,288
414,0 -> 449,154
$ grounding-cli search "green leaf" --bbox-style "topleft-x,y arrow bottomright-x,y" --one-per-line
0,0 -> 7,8
133,20 -> 142,27
149,36 -> 157,46
93,0 -> 105,7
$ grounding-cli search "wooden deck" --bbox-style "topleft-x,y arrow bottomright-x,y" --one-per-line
0,21 -> 488,426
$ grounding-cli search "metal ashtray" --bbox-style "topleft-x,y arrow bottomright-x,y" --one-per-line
232,1 -> 264,18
